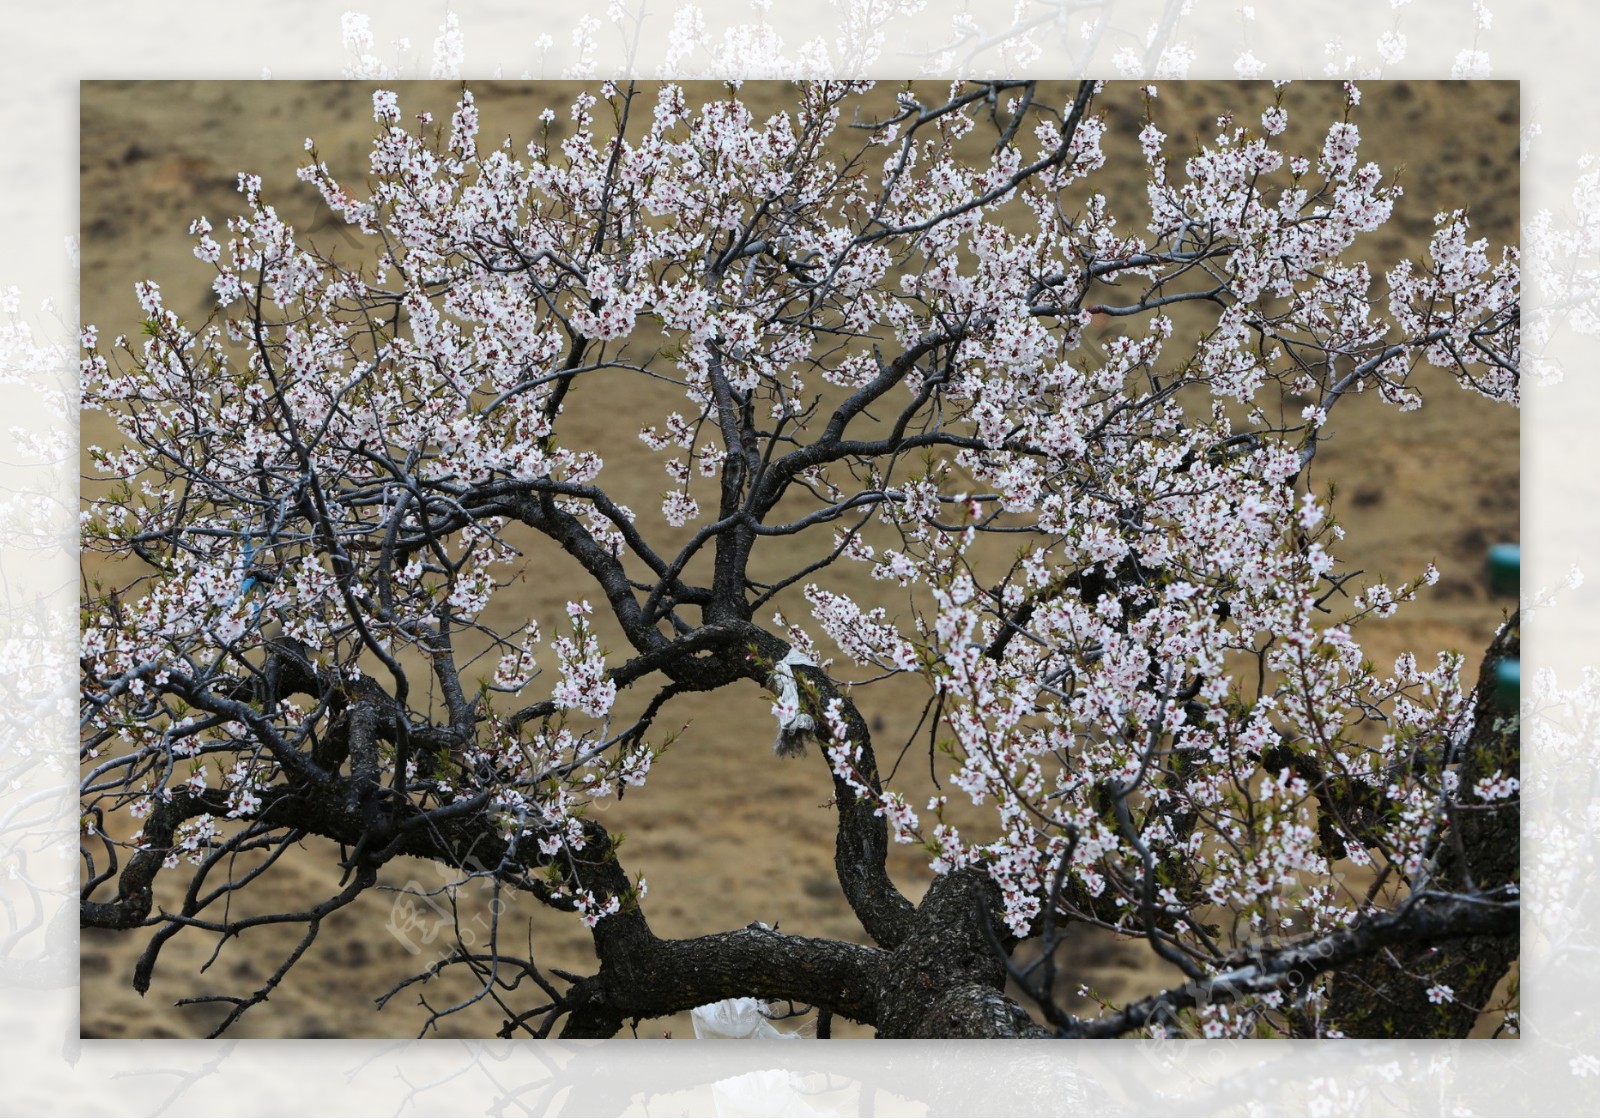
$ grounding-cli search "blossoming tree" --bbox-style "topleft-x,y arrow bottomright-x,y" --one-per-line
80,79 -> 1519,1039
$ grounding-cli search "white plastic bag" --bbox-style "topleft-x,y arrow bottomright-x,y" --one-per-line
690,997 -> 808,1040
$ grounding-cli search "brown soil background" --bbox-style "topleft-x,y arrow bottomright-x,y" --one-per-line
79,80 -> 1518,1040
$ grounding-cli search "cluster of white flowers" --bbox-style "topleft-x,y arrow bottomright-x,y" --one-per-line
550,601 -> 616,718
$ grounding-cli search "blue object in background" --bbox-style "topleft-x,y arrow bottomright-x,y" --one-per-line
1494,659 -> 1520,712
236,536 -> 259,601
1487,543 -> 1519,597
1486,543 -> 1518,711
231,536 -> 267,630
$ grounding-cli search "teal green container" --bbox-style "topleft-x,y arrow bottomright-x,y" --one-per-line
1494,658 -> 1519,711
1487,543 -> 1519,597
1486,545 -> 1519,710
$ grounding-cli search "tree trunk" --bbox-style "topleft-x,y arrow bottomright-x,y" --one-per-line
874,868 -> 1048,1039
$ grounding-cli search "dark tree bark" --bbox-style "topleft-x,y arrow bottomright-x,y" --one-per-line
874,867 -> 1047,1039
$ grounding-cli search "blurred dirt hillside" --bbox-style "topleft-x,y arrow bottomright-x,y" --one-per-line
80,80 -> 1518,1039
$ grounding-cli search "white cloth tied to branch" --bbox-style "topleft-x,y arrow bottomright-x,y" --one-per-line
690,997 -> 809,1040
768,648 -> 819,757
